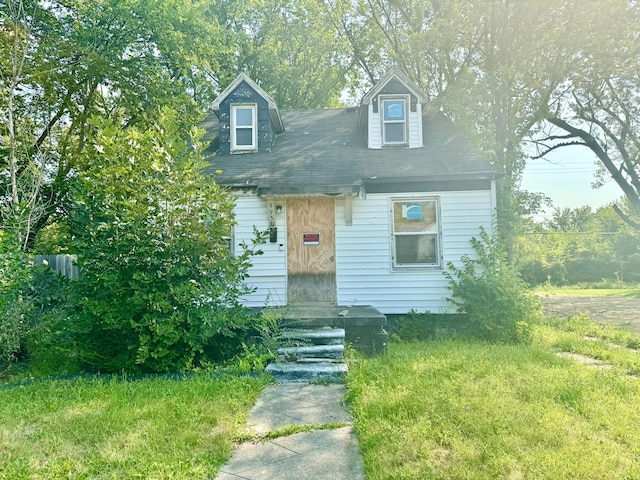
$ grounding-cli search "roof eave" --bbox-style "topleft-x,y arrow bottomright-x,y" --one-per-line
364,172 -> 503,185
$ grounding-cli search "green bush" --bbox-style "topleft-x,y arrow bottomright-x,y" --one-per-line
445,228 -> 542,344
0,233 -> 35,370
64,111 -> 265,373
564,252 -> 620,284
390,311 -> 462,342
519,258 -> 567,286
22,268 -> 79,376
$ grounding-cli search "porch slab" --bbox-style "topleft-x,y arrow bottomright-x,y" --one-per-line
275,305 -> 386,328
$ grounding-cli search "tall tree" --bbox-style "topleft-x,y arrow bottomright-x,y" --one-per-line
537,0 -> 640,229
0,0 -> 48,248
214,0 -> 352,108
1,0 -> 225,245
324,0 -> 623,248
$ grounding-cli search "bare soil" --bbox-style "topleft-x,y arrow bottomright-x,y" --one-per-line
541,295 -> 640,334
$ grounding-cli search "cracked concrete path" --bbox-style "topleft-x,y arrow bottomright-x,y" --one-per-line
213,383 -> 365,480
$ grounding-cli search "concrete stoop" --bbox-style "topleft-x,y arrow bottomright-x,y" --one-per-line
266,361 -> 348,383
267,327 -> 348,383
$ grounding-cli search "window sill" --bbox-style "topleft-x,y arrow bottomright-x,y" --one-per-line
230,148 -> 258,154
391,265 -> 444,273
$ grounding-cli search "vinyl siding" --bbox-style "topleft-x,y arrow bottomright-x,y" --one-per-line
335,191 -> 494,313
233,195 -> 287,307
408,107 -> 422,148
368,104 -> 382,149
232,189 -> 495,313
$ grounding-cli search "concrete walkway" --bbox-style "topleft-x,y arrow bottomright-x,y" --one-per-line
213,383 -> 366,479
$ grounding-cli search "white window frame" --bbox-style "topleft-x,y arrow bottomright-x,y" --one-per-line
231,104 -> 257,152
390,196 -> 442,270
380,95 -> 408,146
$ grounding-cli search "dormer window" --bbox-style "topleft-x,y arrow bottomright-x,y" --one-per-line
381,96 -> 407,145
231,104 -> 257,151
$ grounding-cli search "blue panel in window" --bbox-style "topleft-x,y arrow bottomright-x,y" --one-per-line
406,203 -> 423,220
384,100 -> 405,121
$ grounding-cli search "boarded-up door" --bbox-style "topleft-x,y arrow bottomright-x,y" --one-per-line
287,197 -> 336,304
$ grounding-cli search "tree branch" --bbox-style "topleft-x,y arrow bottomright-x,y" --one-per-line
547,116 -> 640,220
613,203 -> 640,230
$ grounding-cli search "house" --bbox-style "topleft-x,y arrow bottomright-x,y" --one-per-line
203,68 -> 498,370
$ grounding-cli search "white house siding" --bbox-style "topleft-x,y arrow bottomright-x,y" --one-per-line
367,104 -> 423,149
335,190 -> 494,314
233,195 -> 287,307
367,104 -> 382,149
408,107 -> 422,148
232,190 -> 494,312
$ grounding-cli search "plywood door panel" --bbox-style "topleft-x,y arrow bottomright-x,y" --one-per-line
287,198 -> 336,304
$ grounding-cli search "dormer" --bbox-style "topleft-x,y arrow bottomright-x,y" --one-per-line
358,67 -> 429,150
211,73 -> 284,155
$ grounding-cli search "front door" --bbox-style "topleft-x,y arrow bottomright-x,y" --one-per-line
287,197 -> 336,304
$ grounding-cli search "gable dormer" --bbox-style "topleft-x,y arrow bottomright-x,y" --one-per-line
358,67 -> 429,150
211,73 -> 284,155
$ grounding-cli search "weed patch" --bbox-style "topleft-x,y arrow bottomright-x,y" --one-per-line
347,340 -> 640,479
0,374 -> 268,479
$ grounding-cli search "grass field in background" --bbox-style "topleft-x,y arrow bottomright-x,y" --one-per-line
0,374 -> 268,480
535,285 -> 640,298
346,334 -> 640,480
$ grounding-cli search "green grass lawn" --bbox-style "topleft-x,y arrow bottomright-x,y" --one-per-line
346,335 -> 640,480
535,286 -> 640,298
0,374 -> 268,480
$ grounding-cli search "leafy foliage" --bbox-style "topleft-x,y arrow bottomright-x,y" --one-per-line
219,0 -> 351,108
539,1 -> 640,229
0,232 -> 33,369
1,0 -> 225,245
64,110 -> 264,373
516,203 -> 640,285
445,229 -> 541,343
390,311 -> 463,342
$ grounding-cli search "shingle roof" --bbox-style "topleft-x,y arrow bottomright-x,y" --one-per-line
204,108 -> 498,195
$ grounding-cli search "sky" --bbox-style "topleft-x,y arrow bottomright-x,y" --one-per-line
520,144 -> 623,216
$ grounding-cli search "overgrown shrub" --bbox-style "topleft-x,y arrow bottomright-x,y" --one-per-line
22,268 -> 78,376
445,229 -> 542,344
564,252 -> 620,284
233,308 -> 283,372
518,258 -> 567,286
0,233 -> 34,370
64,111 -> 265,373
390,311 -> 463,342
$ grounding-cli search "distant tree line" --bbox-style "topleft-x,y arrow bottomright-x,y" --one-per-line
516,202 -> 640,286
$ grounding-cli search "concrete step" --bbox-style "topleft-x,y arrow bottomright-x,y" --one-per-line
277,356 -> 344,364
277,344 -> 344,360
266,362 -> 348,383
280,327 -> 345,346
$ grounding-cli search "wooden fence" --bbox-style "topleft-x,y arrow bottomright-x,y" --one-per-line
34,254 -> 80,280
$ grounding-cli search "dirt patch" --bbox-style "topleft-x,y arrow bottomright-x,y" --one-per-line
541,295 -> 640,334
555,352 -> 613,370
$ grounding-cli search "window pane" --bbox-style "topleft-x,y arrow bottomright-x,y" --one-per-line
393,201 -> 437,232
235,108 -> 254,127
236,127 -> 253,146
395,234 -> 437,265
384,123 -> 405,143
383,100 -> 405,121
